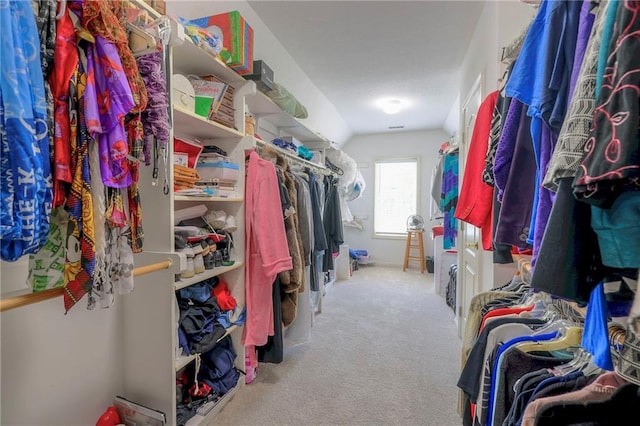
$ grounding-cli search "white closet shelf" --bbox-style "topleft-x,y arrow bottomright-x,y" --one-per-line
175,354 -> 197,371
174,325 -> 240,371
172,38 -> 245,87
174,195 -> 244,203
173,105 -> 244,140
246,91 -> 329,143
174,261 -> 244,291
184,383 -> 242,426
255,138 -> 327,171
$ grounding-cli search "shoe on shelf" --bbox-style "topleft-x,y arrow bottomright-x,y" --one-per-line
193,250 -> 205,274
179,245 -> 195,279
203,239 -> 216,270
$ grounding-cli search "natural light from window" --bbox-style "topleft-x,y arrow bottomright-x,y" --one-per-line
374,158 -> 419,236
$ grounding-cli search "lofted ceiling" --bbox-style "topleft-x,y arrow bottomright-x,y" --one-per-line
169,1 -> 487,138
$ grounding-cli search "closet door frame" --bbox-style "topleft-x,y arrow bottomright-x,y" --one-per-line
456,73 -> 484,339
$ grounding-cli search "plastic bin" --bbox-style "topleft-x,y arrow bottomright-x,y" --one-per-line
196,161 -> 240,182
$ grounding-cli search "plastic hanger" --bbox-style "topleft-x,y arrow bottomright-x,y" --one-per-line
551,347 -> 602,377
515,325 -> 583,353
55,0 -> 67,20
128,23 -> 158,57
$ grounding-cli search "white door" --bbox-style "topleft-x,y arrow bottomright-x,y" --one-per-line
456,75 -> 483,339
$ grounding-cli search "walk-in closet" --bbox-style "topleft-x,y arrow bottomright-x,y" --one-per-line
2,0 -> 640,425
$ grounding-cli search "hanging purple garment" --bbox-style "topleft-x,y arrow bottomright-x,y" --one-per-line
84,35 -> 134,188
493,99 -> 524,203
441,151 -> 459,250
495,105 -> 536,249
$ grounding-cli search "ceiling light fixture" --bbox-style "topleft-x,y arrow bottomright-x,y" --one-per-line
377,98 -> 406,115
383,99 -> 403,114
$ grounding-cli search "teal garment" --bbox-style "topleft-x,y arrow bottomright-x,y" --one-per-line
441,151 -> 459,250
595,0 -> 619,99
591,191 -> 640,269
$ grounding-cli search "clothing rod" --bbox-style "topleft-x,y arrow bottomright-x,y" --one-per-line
254,140 -> 333,176
0,259 -> 173,313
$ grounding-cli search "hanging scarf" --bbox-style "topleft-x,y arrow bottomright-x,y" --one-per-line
49,4 -> 78,207
82,0 -> 148,113
126,117 -> 144,253
63,56 -> 96,312
137,51 -> 170,164
0,0 -> 53,261
31,0 -> 56,153
28,208 -> 69,291
105,187 -> 134,298
84,35 -> 135,188
89,138 -> 110,308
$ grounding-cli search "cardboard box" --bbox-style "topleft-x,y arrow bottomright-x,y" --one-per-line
244,60 -> 274,92
190,11 -> 253,74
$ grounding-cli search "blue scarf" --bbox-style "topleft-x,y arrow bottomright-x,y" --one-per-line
0,0 -> 53,261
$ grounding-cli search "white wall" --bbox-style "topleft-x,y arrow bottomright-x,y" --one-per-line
341,129 -> 450,266
169,1 -> 353,147
1,282 -> 124,425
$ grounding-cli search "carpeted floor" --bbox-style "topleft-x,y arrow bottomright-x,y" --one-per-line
212,265 -> 462,426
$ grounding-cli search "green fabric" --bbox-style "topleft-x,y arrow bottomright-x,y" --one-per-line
28,208 -> 69,291
265,83 -> 309,119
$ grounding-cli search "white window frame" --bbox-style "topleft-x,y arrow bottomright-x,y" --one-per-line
373,157 -> 421,239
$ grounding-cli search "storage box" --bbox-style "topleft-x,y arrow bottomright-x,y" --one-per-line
189,76 -> 228,118
172,74 -> 195,112
190,11 -> 253,75
196,160 -> 240,182
244,60 -> 274,92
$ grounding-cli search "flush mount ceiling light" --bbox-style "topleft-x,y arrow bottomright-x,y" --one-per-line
378,99 -> 405,114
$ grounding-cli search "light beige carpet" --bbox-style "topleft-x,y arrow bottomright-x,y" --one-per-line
212,265 -> 462,426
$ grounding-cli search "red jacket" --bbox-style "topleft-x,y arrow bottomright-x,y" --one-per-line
454,90 -> 499,251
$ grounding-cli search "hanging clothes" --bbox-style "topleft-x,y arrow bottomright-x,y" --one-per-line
455,90 -> 499,251
31,0 -> 56,157
0,0 -> 53,262
49,3 -> 78,207
543,0 -> 608,192
573,0 -> 640,207
441,149 -> 459,250
258,144 -> 305,327
322,174 -> 344,273
494,99 -> 536,249
63,56 -> 96,313
307,173 -> 328,292
242,150 -> 292,347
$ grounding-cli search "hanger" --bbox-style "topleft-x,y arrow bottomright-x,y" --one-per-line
56,0 -> 67,20
325,158 -> 344,176
550,346 -> 602,377
128,23 -> 158,57
515,325 -> 583,353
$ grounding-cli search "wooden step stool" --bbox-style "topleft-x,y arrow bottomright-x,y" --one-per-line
403,230 -> 425,273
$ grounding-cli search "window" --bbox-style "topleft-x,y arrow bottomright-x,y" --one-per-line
374,158 -> 419,236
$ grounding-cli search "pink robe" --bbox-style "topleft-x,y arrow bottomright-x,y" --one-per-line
242,151 -> 292,347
